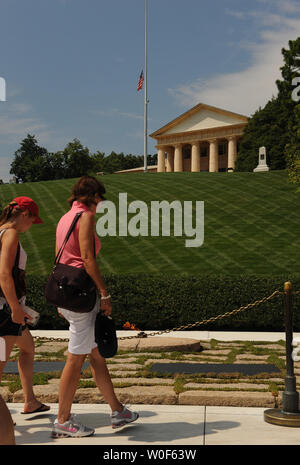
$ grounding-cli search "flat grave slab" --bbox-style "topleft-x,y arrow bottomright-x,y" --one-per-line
3,361 -> 90,374
150,363 -> 281,376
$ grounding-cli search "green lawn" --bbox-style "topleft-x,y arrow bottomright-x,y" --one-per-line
0,170 -> 299,277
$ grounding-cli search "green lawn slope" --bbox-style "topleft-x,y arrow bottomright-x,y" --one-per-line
0,170 -> 299,277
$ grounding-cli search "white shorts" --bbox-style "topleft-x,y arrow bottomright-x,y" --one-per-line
58,296 -> 99,355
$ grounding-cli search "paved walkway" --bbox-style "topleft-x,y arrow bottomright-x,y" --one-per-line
4,331 -> 300,446
8,403 -> 300,445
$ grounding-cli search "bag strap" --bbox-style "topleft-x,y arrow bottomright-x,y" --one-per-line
15,242 -> 20,268
55,212 -> 96,265
55,213 -> 82,265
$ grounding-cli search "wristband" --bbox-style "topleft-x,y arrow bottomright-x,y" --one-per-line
101,294 -> 111,300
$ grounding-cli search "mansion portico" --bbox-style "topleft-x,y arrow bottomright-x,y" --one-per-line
150,103 -> 248,173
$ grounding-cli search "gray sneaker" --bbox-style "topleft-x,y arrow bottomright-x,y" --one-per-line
51,414 -> 95,438
111,405 -> 139,429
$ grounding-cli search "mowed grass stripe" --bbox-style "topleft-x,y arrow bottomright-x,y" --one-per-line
100,169 -> 298,272
122,176 -> 225,272
94,177 -> 184,273
170,173 -> 299,271
119,189 -> 184,273
0,170 -> 299,275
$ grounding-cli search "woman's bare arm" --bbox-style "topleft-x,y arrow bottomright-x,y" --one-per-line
78,212 -> 112,316
0,229 -> 30,325
78,212 -> 109,296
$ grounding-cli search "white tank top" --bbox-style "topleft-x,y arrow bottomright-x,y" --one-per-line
0,228 -> 27,308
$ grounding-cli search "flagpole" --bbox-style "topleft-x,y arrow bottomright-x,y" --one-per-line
144,0 -> 148,173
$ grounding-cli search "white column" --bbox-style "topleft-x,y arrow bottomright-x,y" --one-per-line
191,142 -> 200,172
227,136 -> 237,171
157,147 -> 165,172
166,147 -> 174,172
209,139 -> 218,172
174,144 -> 183,172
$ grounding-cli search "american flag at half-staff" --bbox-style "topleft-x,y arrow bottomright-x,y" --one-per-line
137,70 -> 144,91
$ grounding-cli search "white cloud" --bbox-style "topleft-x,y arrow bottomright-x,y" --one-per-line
0,99 -> 54,146
257,0 -> 300,14
0,156 -> 14,183
168,7 -> 300,117
91,107 -> 146,121
0,113 -> 49,142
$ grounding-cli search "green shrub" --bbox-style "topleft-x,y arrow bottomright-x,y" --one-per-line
25,273 -> 300,332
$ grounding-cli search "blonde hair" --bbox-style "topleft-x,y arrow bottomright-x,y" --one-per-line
0,201 -> 33,226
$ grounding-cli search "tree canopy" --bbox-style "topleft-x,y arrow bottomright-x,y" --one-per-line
235,37 -> 300,175
9,135 -> 157,183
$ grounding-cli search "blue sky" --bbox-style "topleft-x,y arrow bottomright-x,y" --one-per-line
0,0 -> 299,181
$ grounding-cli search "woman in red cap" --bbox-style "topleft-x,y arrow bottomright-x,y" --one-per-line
0,196 -> 49,444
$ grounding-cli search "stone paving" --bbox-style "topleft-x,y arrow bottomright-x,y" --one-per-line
1,336 -> 298,409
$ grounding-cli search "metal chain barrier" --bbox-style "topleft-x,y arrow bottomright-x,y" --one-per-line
32,288 -> 294,344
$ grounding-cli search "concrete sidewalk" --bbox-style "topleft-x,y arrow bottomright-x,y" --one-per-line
9,403 -> 300,446
7,331 -> 300,446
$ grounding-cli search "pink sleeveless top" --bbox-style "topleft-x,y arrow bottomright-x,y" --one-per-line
56,201 -> 101,269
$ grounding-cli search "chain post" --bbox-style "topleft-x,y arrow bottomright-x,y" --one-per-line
282,281 -> 300,414
264,282 -> 300,427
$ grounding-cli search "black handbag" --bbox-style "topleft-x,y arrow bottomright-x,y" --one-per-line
95,312 -> 118,358
45,212 -> 97,313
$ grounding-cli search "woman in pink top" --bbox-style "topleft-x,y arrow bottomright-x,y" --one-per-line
52,176 -> 138,438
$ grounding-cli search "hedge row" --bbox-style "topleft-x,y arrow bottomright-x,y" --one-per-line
24,273 -> 300,332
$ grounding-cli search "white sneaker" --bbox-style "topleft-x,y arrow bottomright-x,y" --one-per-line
111,405 -> 139,429
51,414 -> 95,438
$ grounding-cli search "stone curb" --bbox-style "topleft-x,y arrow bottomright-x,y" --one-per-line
10,386 -> 280,408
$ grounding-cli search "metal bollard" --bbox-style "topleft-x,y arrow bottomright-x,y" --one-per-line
264,281 -> 300,427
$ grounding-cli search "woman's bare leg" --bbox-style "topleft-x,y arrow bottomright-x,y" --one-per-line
15,327 -> 48,413
89,348 -> 123,412
0,335 -> 17,381
0,395 -> 15,445
0,335 -> 18,445
57,352 -> 86,424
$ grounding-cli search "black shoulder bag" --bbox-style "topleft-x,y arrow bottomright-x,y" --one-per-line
45,212 -> 97,313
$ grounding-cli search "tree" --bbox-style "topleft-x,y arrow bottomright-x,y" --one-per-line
279,38 -> 300,188
236,37 -> 300,172
235,98 -> 288,171
10,134 -> 49,183
62,138 -> 94,178
48,151 -> 67,180
90,151 -> 105,172
103,151 -> 123,173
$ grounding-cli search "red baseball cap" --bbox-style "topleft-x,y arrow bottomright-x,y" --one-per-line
12,197 -> 43,224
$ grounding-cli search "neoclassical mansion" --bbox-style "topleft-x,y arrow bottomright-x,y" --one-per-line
115,103 -> 248,174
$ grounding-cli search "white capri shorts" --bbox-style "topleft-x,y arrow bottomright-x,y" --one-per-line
58,296 -> 100,355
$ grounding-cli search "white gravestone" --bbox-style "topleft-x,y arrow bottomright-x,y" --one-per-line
253,146 -> 269,172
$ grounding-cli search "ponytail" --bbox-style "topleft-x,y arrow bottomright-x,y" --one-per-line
0,201 -> 22,226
